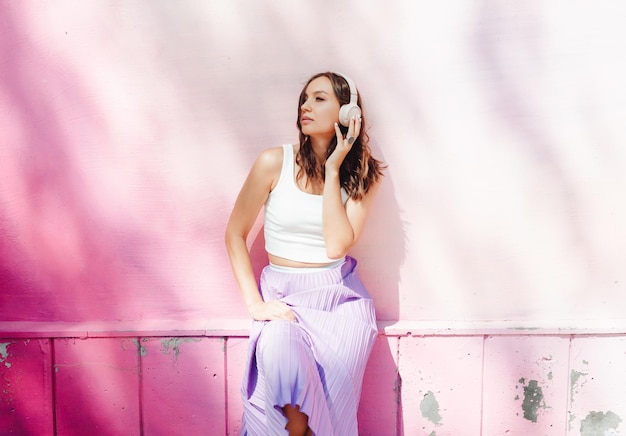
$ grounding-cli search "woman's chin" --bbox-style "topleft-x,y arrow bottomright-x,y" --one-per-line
302,129 -> 335,141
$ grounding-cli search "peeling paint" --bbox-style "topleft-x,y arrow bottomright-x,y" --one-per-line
516,379 -> 547,423
569,414 -> 577,432
570,369 -> 588,404
580,411 -> 622,436
160,338 -> 201,359
0,342 -> 12,368
420,391 -> 442,425
132,339 -> 147,357
522,380 -> 544,422
394,373 -> 402,405
569,361 -> 590,430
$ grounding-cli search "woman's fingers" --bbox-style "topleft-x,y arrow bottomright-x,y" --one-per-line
350,114 -> 362,141
248,300 -> 295,322
328,115 -> 362,171
334,122 -> 344,144
335,116 -> 362,147
266,300 -> 296,322
274,301 -> 296,322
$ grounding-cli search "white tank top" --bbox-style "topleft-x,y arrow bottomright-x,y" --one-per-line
264,144 -> 349,263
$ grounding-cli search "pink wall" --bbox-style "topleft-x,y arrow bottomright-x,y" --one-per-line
1,1 -> 626,434
2,1 -> 626,326
1,331 -> 625,435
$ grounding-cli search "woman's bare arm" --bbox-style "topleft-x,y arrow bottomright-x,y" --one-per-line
322,117 -> 381,259
225,147 -> 295,321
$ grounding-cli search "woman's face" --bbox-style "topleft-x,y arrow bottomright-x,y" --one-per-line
300,76 -> 341,140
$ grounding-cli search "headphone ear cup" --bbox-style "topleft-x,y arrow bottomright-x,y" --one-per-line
339,103 -> 362,127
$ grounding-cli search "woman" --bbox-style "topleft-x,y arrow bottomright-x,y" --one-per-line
225,72 -> 385,435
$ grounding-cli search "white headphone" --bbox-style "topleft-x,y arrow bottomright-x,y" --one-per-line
335,72 -> 362,127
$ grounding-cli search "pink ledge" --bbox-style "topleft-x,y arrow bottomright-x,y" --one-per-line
0,319 -> 251,338
1,319 -> 625,339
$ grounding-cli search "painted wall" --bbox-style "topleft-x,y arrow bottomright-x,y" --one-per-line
1,332 -> 625,435
1,2 -> 626,434
2,1 -> 626,325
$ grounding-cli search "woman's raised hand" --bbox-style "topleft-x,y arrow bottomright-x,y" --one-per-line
327,115 -> 362,173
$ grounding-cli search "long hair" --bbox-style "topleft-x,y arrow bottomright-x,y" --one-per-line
295,72 -> 385,201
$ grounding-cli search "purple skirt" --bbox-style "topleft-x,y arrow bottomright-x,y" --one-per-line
240,256 -> 377,436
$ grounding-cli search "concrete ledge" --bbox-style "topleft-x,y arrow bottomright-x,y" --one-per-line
2,318 -> 626,338
0,319 -> 251,338
378,319 -> 626,336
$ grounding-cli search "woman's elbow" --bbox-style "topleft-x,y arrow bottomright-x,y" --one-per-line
324,232 -> 356,259
224,224 -> 233,245
224,224 -> 244,250
325,243 -> 351,260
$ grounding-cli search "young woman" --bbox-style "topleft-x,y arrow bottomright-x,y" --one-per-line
225,72 -> 385,435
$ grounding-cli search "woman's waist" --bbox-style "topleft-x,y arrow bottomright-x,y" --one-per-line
259,256 -> 369,300
268,254 -> 346,272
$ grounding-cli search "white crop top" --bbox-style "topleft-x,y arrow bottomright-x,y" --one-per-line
264,144 -> 349,263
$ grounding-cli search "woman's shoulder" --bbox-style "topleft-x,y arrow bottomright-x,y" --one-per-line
255,145 -> 283,169
249,145 -> 294,188
255,144 -> 295,170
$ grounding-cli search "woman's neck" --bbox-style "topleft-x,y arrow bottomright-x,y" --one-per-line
308,135 -> 332,163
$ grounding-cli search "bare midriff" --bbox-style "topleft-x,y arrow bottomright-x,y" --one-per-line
268,253 -> 339,268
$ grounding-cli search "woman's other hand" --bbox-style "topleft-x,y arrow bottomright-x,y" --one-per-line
247,300 -> 296,322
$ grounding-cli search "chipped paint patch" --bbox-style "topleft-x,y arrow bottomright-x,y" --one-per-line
570,369 -> 588,401
515,379 -> 548,423
420,391 -> 442,425
394,373 -> 402,406
160,338 -> 201,359
580,411 -> 622,436
0,342 -> 12,368
569,365 -> 589,430
522,380 -> 545,422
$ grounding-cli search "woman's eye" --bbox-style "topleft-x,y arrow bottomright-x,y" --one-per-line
316,97 -> 325,102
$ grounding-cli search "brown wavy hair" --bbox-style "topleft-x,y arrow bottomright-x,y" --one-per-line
296,72 -> 385,201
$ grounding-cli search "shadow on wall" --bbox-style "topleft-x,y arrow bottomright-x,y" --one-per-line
352,153 -> 407,433
0,3 -> 225,433
353,158 -> 406,322
0,4 -> 185,323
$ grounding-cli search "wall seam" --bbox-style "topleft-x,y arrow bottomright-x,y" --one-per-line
479,334 -> 487,436
564,334 -> 573,436
50,338 -> 58,436
224,336 -> 230,435
137,336 -> 144,436
396,335 -> 402,436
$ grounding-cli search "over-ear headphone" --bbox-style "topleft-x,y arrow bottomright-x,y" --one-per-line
335,72 -> 362,127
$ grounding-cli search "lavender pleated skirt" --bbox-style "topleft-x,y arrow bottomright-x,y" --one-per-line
240,256 -> 377,436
